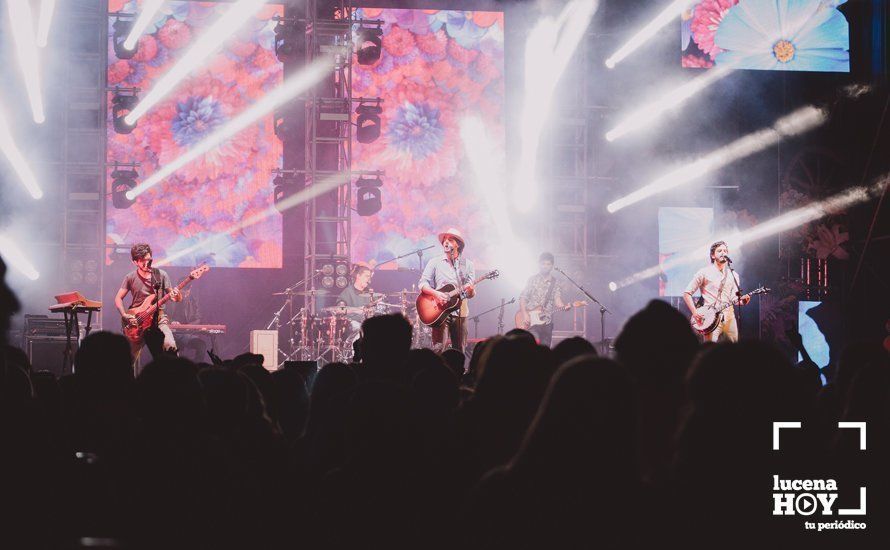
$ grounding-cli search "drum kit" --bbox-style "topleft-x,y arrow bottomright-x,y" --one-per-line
269,286 -> 432,365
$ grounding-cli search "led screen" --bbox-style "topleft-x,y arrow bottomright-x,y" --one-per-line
106,1 -> 284,268
682,0 -> 850,72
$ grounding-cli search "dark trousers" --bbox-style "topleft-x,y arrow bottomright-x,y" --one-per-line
432,315 -> 467,353
529,323 -> 554,347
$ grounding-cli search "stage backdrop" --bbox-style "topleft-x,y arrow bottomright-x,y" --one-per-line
350,8 -> 505,269
106,1 -> 284,268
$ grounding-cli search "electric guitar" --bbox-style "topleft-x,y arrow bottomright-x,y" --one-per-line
690,286 -> 769,335
416,270 -> 499,327
515,300 -> 588,329
122,265 -> 210,342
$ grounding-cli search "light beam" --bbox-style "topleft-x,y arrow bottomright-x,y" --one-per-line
125,0 -> 269,124
36,0 -> 56,48
606,64 -> 734,142
127,56 -> 332,199
7,0 -> 45,123
123,0 -> 165,51
607,106 -> 827,213
612,176 -> 889,290
156,173 -> 347,267
514,0 -> 598,213
0,102 -> 43,199
605,0 -> 694,69
0,235 -> 40,280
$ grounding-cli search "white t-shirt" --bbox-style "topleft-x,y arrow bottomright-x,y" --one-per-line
684,264 -> 741,315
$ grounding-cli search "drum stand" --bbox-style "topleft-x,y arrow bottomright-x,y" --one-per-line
268,275 -> 318,366
316,312 -> 346,364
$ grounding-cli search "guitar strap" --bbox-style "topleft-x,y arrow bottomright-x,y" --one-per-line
715,267 -> 730,312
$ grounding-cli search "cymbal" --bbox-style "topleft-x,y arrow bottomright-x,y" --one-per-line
272,289 -> 320,296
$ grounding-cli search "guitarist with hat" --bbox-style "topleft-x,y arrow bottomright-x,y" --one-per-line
114,243 -> 182,372
419,228 -> 475,353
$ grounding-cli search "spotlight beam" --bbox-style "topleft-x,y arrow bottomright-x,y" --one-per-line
0,235 -> 40,280
0,103 -> 43,199
36,0 -> 56,48
605,0 -> 694,68
123,0 -> 165,51
7,0 -> 45,123
127,56 -> 332,199
461,116 -> 535,286
613,176 -> 889,290
514,0 -> 599,213
606,64 -> 734,142
607,106 -> 827,213
125,0 -> 269,124
156,173 -> 347,267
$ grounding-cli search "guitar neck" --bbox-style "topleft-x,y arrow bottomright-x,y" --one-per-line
446,273 -> 493,298
145,276 -> 193,315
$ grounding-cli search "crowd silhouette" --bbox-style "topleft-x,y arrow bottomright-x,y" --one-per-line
0,256 -> 887,549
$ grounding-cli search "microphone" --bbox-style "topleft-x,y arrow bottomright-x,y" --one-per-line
724,256 -> 733,264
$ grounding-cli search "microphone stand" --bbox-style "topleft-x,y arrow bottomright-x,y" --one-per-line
469,297 -> 516,338
554,267 -> 611,355
374,245 -> 437,271
726,259 -> 742,332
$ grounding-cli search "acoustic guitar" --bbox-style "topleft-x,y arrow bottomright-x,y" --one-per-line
416,270 -> 499,326
122,265 -> 210,342
515,300 -> 588,329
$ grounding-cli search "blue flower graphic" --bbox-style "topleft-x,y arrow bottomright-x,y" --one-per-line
715,0 -> 849,72
429,11 -> 488,49
171,96 -> 226,147
387,102 -> 444,160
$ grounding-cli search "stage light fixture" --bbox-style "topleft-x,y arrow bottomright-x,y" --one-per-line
113,17 -> 137,59
111,90 -> 139,134
355,103 -> 382,144
274,19 -> 299,62
272,173 -> 299,213
355,176 -> 382,216
111,169 -> 139,209
355,26 -> 383,66
123,0 -> 164,51
319,260 -> 349,289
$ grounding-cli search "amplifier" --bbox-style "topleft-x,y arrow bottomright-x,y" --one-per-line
24,314 -> 72,338
26,336 -> 75,377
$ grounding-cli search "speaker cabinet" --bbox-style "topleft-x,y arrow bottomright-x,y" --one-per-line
26,337 -> 75,377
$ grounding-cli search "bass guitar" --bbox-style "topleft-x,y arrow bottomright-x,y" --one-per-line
515,300 -> 588,329
416,270 -> 499,326
690,286 -> 769,335
122,265 -> 210,342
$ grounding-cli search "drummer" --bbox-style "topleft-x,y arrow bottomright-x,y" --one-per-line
336,263 -> 374,309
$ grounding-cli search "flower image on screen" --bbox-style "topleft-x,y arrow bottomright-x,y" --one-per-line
106,1 -> 284,268
350,8 -> 505,268
682,0 -> 850,72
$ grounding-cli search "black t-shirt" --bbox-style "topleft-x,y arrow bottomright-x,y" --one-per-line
120,269 -> 174,310
336,285 -> 371,308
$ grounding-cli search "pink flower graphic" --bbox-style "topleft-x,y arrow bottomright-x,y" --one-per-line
132,34 -> 159,62
383,25 -> 416,57
691,0 -> 739,60
682,53 -> 715,68
158,19 -> 192,50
